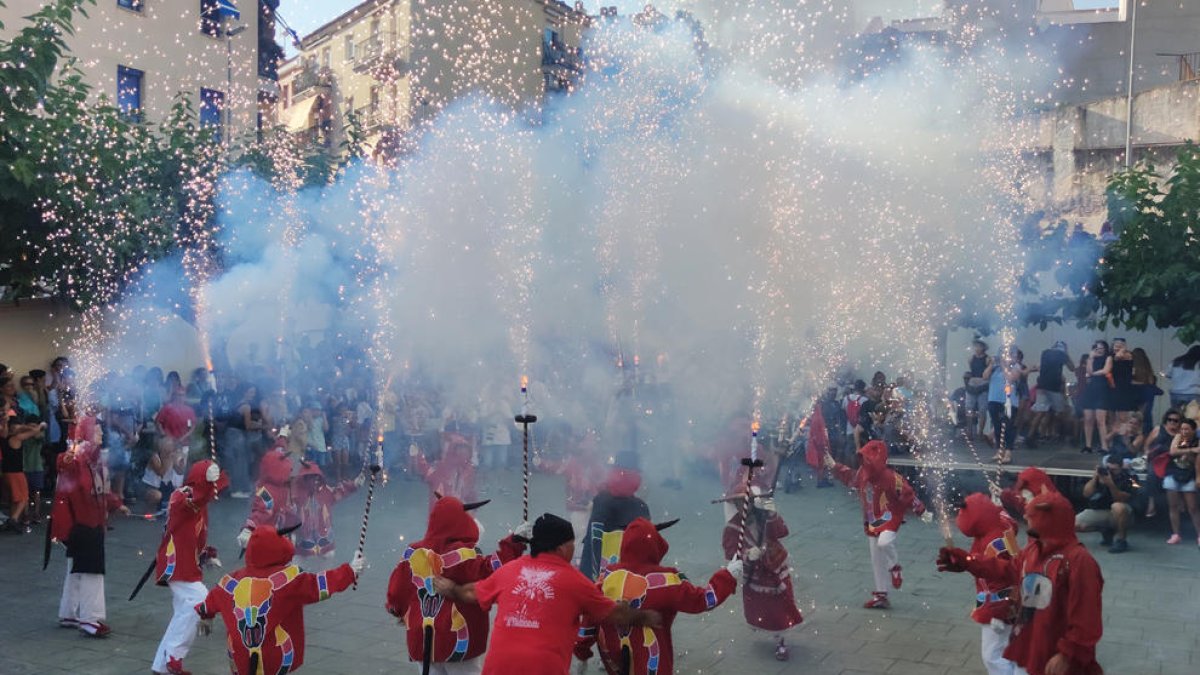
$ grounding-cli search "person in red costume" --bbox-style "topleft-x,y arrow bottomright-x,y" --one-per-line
721,490 -> 803,660
433,513 -> 661,675
825,439 -> 929,609
576,517 -> 739,674
712,416 -> 776,522
195,525 -> 364,675
52,415 -> 132,637
947,493 -> 1021,675
238,439 -> 297,551
293,461 -> 362,560
1000,467 -> 1058,517
385,496 -> 527,674
412,431 -> 478,510
938,491 -> 1104,675
151,459 -> 230,675
155,387 -> 198,454
535,430 -> 604,566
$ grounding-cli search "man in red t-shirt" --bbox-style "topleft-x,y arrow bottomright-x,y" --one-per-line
434,513 -> 660,675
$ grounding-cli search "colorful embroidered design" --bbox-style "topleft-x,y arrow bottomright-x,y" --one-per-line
274,625 -> 295,674
159,537 -> 177,583
256,487 -> 274,513
599,570 -> 682,675
404,547 -> 482,658
448,603 -> 469,662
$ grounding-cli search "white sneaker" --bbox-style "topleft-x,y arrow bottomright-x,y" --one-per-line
230,491 -> 251,499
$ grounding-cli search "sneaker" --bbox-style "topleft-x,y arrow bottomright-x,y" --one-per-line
166,656 -> 192,675
775,638 -> 789,661
58,618 -> 79,629
229,491 -> 251,499
1167,534 -> 1182,545
78,621 -> 111,637
1100,530 -> 1114,547
890,565 -> 903,589
1108,539 -> 1128,554
863,592 -> 890,609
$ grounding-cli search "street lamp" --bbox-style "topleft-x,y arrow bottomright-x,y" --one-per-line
1124,0 -> 1139,167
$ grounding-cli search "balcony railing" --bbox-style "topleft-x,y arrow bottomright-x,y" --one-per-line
541,43 -> 583,72
292,67 -> 333,99
353,34 -> 393,70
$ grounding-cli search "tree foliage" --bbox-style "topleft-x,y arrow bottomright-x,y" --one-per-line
1097,142 -> 1200,343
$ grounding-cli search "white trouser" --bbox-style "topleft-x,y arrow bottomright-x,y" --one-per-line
723,502 -> 738,523
414,659 -> 484,674
867,531 -> 898,593
59,562 -> 106,626
569,510 -> 589,564
152,581 -> 208,672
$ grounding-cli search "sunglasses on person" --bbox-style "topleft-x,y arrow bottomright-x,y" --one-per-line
1166,417 -> 1182,423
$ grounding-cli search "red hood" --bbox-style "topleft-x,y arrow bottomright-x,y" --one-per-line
606,467 -> 641,497
258,448 -> 294,486
1013,467 -> 1056,504
956,492 -> 1005,538
416,496 -> 480,551
245,525 -> 295,575
184,459 -> 230,495
619,517 -> 668,567
441,432 -> 472,463
294,462 -> 326,498
1024,491 -> 1077,551
858,440 -> 888,480
71,415 -> 99,445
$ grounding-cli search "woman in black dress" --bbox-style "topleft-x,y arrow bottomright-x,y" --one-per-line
1080,340 -> 1113,454
1111,338 -> 1138,426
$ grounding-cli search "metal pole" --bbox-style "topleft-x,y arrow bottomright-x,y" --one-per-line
1124,0 -> 1139,167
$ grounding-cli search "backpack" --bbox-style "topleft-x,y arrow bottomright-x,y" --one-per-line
845,396 -> 864,427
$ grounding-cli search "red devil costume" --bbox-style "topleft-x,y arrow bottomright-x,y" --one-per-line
413,431 -> 478,510
385,496 -> 524,673
580,453 -> 651,580
939,491 -> 1103,675
722,495 -> 802,660
1000,467 -> 1057,517
578,517 -> 737,675
196,525 -> 360,675
828,440 -> 926,608
951,493 -> 1020,675
240,444 -> 297,548
152,459 -> 229,675
293,462 -> 358,558
53,416 -> 127,637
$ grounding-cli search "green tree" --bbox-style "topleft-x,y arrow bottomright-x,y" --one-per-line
1097,142 -> 1200,343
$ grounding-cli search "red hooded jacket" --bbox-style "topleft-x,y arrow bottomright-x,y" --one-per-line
954,493 -> 1018,625
414,432 -> 478,509
51,417 -> 122,540
385,497 -> 525,664
156,459 -> 229,584
196,526 -> 356,675
577,518 -> 736,675
959,492 -> 1103,675
244,445 -> 297,532
292,463 -> 356,558
1000,467 -> 1057,517
831,440 -> 925,536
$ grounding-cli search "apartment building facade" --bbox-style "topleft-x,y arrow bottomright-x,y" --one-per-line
277,0 -> 588,158
0,0 -> 283,140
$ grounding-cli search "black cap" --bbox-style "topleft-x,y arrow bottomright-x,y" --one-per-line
530,513 -> 575,557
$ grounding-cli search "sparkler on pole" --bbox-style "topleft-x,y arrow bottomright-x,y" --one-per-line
515,375 -> 537,523
733,420 -> 765,561
352,463 -> 383,591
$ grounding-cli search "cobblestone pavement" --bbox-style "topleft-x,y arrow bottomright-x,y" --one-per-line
1,464 -> 1197,674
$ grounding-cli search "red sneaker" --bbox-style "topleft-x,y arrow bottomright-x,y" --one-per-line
79,621 -> 111,637
863,592 -> 890,609
166,656 -> 192,675
890,565 -> 903,589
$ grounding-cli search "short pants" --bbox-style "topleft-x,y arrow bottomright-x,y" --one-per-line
1031,390 -> 1067,413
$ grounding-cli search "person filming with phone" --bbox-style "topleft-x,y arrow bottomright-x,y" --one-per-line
1074,452 -> 1136,553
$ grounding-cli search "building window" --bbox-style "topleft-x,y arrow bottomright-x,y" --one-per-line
200,87 -> 225,142
322,47 -> 331,69
345,33 -> 355,61
200,0 -> 222,37
118,0 -> 143,12
117,65 -> 143,120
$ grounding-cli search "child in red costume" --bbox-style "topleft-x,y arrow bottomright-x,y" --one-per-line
938,491 -> 1103,675
825,440 -> 928,609
1000,467 -> 1057,517
151,459 -> 230,675
196,525 -> 364,675
722,492 -> 803,660
412,431 -> 478,510
577,517 -> 739,674
293,462 -> 361,559
385,496 -> 526,674
52,416 -> 131,637
949,493 -> 1021,675
238,442 -> 297,551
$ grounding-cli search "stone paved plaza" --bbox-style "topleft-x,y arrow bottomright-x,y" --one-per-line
2,465 -> 1198,674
